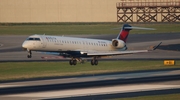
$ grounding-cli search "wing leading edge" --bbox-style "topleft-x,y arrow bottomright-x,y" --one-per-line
87,50 -> 148,56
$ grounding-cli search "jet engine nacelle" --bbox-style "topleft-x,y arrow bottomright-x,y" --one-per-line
112,39 -> 125,49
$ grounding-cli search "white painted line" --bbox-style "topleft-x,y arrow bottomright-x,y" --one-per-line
0,85 -> 21,88
4,84 -> 180,99
1,70 -> 180,88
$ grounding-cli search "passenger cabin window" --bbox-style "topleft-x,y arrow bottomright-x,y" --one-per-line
27,38 -> 41,41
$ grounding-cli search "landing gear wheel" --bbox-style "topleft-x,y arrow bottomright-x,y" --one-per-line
94,60 -> 98,65
27,55 -> 32,58
73,60 -> 77,65
69,60 -> 73,65
91,60 -> 98,66
91,60 -> 94,65
69,59 -> 77,65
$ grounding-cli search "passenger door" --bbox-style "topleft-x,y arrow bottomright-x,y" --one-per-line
41,36 -> 47,48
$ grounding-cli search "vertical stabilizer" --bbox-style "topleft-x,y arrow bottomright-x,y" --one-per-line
117,24 -> 132,43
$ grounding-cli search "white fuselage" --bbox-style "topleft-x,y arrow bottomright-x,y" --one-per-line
21,24 -> 152,65
22,35 -> 121,53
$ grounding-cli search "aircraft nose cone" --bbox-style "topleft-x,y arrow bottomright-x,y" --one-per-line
22,42 -> 28,50
22,42 -> 26,48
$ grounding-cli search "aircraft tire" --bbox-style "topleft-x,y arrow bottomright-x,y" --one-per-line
91,60 -> 94,65
73,60 -> 77,65
27,55 -> 31,58
69,60 -> 73,65
94,60 -> 98,65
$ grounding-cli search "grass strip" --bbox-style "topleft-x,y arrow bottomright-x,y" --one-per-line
0,23 -> 179,35
113,93 -> 180,100
0,61 -> 179,81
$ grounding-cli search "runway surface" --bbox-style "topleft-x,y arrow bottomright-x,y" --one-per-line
0,68 -> 180,100
0,33 -> 180,61
0,33 -> 180,99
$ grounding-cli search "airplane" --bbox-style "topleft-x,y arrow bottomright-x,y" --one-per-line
22,24 -> 157,65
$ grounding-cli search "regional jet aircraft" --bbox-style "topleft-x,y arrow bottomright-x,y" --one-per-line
22,24 -> 156,65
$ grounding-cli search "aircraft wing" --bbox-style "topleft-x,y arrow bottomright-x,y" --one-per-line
87,50 -> 148,56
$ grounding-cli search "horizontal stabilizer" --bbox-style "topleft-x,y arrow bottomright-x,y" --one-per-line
112,26 -> 155,30
125,27 -> 155,30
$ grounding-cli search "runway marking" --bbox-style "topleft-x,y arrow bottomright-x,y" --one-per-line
0,78 -> 77,88
1,70 -> 180,89
0,85 -> 22,88
3,84 -> 180,99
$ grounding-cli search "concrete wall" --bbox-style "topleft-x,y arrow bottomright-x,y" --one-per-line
0,0 -> 178,23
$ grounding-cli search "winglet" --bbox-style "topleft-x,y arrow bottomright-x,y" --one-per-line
153,42 -> 162,50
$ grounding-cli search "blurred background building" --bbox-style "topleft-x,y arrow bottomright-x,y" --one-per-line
0,0 -> 179,23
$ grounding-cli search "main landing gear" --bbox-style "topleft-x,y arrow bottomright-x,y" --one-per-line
91,57 -> 98,66
69,58 -> 85,65
69,57 -> 98,66
69,59 -> 77,65
27,50 -> 32,58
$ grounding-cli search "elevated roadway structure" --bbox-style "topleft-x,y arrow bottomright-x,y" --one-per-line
117,1 -> 180,22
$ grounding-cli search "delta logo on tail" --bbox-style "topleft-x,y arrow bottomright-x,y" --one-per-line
118,24 -> 132,42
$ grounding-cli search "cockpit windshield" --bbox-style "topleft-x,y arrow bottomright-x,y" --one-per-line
26,38 -> 41,41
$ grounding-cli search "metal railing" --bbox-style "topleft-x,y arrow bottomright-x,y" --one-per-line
117,2 -> 180,8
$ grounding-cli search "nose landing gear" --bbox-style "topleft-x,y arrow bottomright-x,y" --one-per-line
27,50 -> 32,58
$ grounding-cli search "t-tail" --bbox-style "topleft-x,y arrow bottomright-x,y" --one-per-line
116,24 -> 155,43
116,24 -> 132,43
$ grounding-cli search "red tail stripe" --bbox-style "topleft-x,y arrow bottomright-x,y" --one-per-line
119,30 -> 129,42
